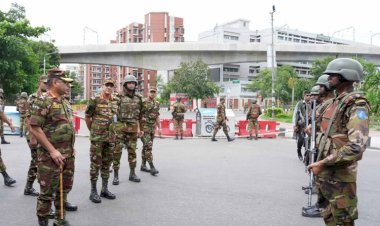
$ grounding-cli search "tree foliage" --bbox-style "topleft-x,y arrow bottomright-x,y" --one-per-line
67,71 -> 83,101
0,3 -> 54,103
165,58 -> 220,100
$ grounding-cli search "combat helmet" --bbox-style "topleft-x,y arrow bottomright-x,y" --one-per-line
123,74 -> 137,86
324,58 -> 363,82
310,85 -> 320,95
21,92 -> 28,98
315,74 -> 331,90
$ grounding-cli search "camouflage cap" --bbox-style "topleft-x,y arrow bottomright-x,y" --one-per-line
103,79 -> 115,86
39,75 -> 48,83
149,86 -> 157,92
47,68 -> 73,83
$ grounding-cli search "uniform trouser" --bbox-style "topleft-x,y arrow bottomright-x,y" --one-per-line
296,131 -> 305,157
0,147 -> 6,173
26,141 -> 38,183
90,141 -> 114,182
141,128 -> 155,163
247,119 -> 259,137
112,142 -> 123,171
0,123 -> 3,136
173,119 -> 184,136
20,116 -> 26,134
317,179 -> 358,226
212,120 -> 228,137
36,150 -> 75,220
123,132 -> 138,169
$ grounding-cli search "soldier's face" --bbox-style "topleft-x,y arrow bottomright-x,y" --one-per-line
124,82 -> 135,91
39,81 -> 47,92
55,79 -> 70,96
149,90 -> 157,99
328,74 -> 340,89
103,83 -> 114,95
304,94 -> 310,101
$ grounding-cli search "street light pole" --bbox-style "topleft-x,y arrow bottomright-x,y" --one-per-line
370,33 -> 380,45
270,5 -> 276,119
83,26 -> 99,45
332,26 -> 355,41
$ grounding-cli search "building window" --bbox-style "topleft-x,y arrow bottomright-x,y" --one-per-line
224,35 -> 239,40
223,67 -> 239,73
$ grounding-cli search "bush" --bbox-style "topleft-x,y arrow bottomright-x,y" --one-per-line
264,107 -> 283,117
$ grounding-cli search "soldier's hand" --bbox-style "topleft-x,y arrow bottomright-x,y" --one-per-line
307,161 -> 324,176
293,126 -> 298,133
138,130 -> 144,138
158,128 -> 162,138
51,150 -> 65,166
73,149 -> 76,157
304,125 -> 311,135
10,125 -> 16,132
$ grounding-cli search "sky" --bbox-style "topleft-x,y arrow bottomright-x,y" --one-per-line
1,0 -> 380,46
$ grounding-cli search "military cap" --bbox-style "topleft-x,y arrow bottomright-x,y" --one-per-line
103,79 -> 115,86
47,68 -> 73,83
149,86 -> 157,92
39,75 -> 48,83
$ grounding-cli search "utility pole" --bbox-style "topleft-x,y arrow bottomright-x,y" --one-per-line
270,5 -> 276,119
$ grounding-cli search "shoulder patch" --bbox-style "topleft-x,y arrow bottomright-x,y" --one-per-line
356,109 -> 367,120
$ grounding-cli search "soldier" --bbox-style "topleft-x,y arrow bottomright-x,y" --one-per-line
308,58 -> 370,226
172,97 -> 186,140
0,100 -> 16,186
16,91 -> 28,137
246,99 -> 262,140
23,75 -> 48,197
29,68 -> 75,226
303,75 -> 334,218
211,98 -> 234,142
0,88 -> 10,144
85,79 -> 117,203
112,74 -> 143,183
140,87 -> 160,176
293,91 -> 311,161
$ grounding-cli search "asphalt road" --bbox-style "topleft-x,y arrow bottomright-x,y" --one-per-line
0,134 -> 379,226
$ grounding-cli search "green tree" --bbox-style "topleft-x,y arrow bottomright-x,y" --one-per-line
67,71 -> 83,101
310,56 -> 335,80
167,58 -> 220,101
0,3 -> 49,103
247,68 -> 272,98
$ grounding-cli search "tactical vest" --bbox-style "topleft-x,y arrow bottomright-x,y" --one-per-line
172,102 -> 185,120
248,104 -> 261,119
217,103 -> 226,121
118,93 -> 142,124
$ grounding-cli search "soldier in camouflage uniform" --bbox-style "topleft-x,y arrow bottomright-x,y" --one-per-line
140,87 -> 160,176
29,68 -> 74,226
112,74 -> 143,183
172,97 -> 186,140
303,75 -> 335,218
308,58 -> 370,226
294,91 -> 311,161
16,91 -> 28,137
0,88 -> 10,144
0,98 -> 16,186
23,75 -> 48,197
85,79 -> 117,203
211,98 -> 234,142
246,99 -> 262,140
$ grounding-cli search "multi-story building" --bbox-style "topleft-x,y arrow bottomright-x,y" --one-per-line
83,12 -> 184,99
198,19 -> 362,108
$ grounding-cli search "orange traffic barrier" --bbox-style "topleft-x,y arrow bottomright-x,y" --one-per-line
155,119 -> 194,137
236,120 -> 279,138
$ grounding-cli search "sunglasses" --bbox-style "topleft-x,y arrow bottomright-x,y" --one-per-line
150,90 -> 156,93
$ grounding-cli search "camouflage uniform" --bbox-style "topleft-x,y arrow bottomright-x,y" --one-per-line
246,103 -> 262,140
141,97 -> 160,165
86,94 -> 118,182
16,95 -> 28,136
114,91 -> 143,182
211,101 -> 234,141
0,94 -> 4,138
0,99 -> 6,173
172,101 -> 186,139
30,91 -> 75,222
294,100 -> 311,159
315,91 -> 370,225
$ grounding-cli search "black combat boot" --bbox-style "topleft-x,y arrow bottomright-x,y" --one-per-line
255,135 -> 258,140
100,180 -> 116,199
1,171 -> 16,186
140,160 -> 150,173
227,135 -> 235,142
112,169 -> 119,185
89,181 -> 101,203
38,216 -> 49,226
148,162 -> 159,176
174,134 -> 179,140
20,132 -> 23,138
129,168 -> 141,183
1,135 -> 10,144
53,219 -> 71,226
47,209 -> 56,219
302,205 -> 322,218
247,134 -> 253,140
180,134 -> 183,140
24,180 -> 39,196
65,202 -> 78,211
